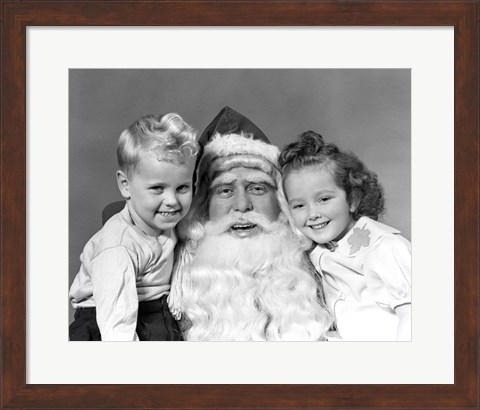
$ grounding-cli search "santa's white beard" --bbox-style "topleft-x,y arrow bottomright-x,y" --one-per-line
178,213 -> 331,341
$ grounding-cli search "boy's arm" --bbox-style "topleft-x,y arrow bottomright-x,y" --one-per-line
91,247 -> 139,341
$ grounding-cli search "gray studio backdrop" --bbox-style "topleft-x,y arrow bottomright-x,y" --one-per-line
69,69 -> 411,324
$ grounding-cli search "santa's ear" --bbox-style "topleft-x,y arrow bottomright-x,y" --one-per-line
116,170 -> 131,199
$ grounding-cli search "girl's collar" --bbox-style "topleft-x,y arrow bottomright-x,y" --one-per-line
316,216 -> 400,257
323,241 -> 338,252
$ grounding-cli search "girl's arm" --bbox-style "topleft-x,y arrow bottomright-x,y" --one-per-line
363,234 -> 412,341
394,303 -> 411,341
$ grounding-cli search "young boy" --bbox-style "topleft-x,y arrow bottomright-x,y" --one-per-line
69,113 -> 199,341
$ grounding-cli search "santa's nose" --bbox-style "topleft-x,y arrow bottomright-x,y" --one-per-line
233,190 -> 253,212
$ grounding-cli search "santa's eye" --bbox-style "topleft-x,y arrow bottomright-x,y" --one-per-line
214,185 -> 234,197
248,184 -> 267,194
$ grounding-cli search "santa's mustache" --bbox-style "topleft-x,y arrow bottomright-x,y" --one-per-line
204,212 -> 276,236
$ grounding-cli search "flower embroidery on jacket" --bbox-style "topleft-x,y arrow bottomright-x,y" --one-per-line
347,224 -> 370,255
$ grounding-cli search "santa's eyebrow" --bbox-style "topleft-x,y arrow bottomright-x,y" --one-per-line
246,176 -> 275,186
209,179 -> 236,192
210,174 -> 275,187
209,175 -> 276,190
210,175 -> 236,187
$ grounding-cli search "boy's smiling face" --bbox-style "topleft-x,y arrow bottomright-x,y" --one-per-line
117,153 -> 196,236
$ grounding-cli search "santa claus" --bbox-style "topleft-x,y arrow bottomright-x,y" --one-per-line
168,107 -> 332,341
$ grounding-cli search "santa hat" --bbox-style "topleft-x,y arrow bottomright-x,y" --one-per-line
196,106 -> 280,184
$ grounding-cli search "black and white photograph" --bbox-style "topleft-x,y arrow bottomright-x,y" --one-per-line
5,0 -> 479,406
4,0 -> 477,405
68,69 -> 411,342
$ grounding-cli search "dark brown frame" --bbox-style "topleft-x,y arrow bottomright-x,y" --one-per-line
1,1 -> 478,409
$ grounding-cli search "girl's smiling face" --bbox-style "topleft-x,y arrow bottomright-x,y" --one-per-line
283,164 -> 356,245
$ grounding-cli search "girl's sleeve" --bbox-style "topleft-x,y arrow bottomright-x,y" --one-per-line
363,235 -> 412,310
91,246 -> 139,341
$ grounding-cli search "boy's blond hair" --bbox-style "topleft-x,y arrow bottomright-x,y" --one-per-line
117,113 -> 199,175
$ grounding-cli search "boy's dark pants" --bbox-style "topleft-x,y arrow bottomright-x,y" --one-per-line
69,295 -> 183,341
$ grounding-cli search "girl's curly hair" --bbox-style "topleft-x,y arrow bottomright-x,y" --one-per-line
278,131 -> 385,221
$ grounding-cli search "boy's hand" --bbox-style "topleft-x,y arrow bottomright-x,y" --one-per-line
167,293 -> 182,320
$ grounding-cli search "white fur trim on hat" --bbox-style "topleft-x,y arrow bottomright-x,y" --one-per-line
208,155 -> 277,185
204,133 -> 280,166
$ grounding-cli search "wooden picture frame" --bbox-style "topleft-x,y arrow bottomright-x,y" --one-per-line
1,1 -> 478,408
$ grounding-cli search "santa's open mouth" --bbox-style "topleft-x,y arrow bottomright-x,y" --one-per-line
231,223 -> 257,232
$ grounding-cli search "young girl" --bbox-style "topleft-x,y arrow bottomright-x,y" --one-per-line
279,131 -> 411,341
69,113 -> 199,341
